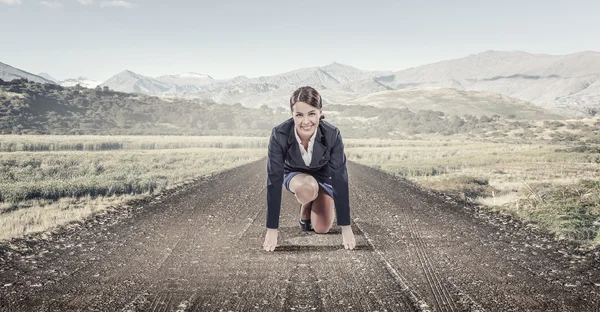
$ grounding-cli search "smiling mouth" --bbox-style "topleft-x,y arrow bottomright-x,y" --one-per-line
301,125 -> 312,130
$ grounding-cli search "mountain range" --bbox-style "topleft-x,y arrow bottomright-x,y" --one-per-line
2,50 -> 600,116
97,62 -> 393,110
378,50 -> 600,116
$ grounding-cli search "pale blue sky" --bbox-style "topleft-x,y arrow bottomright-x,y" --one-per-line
1,0 -> 598,82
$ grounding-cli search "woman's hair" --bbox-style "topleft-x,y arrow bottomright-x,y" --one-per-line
290,86 -> 325,121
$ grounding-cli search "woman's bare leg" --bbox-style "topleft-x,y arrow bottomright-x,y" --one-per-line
310,187 -> 335,234
289,173 -> 319,220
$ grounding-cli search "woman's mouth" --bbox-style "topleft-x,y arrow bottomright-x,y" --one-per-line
301,125 -> 312,131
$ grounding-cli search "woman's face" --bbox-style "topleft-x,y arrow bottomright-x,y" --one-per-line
292,101 -> 321,137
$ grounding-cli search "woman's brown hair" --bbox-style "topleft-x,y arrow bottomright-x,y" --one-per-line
290,86 -> 325,121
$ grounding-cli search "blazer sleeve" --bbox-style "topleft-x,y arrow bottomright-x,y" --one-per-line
266,128 -> 285,229
329,129 -> 351,226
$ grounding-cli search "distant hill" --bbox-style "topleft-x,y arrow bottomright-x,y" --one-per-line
0,62 -> 54,84
344,88 -> 563,119
376,50 -> 600,116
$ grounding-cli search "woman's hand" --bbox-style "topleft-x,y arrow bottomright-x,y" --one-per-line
263,228 -> 278,251
341,225 -> 356,249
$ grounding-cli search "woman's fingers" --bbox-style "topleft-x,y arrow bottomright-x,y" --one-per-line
263,231 -> 278,251
342,232 -> 356,249
263,240 -> 275,251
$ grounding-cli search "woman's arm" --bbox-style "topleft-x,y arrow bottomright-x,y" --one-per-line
329,129 -> 350,226
266,128 -> 285,229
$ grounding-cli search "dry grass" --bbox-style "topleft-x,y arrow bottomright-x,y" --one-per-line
0,139 -> 265,242
344,138 -> 600,247
0,134 -> 269,152
0,194 -> 143,241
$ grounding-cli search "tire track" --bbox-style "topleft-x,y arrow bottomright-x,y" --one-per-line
405,216 -> 460,312
349,178 -> 429,311
349,164 -> 480,312
354,220 -> 427,311
148,291 -> 168,312
348,161 -> 600,311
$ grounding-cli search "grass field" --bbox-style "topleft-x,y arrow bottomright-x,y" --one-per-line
0,138 -> 266,241
1,135 -> 598,248
345,139 -> 600,246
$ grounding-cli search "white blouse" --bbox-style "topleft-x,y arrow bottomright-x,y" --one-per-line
294,126 -> 318,166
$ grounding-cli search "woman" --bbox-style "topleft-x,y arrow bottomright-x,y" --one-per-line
263,86 -> 356,252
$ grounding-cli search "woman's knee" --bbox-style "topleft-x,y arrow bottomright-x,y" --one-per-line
313,213 -> 333,233
313,224 -> 331,234
297,183 -> 318,200
295,176 -> 318,199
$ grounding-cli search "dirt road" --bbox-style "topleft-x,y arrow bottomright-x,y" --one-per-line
1,159 -> 599,311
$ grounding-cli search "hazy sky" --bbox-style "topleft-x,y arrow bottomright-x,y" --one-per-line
1,0 -> 598,82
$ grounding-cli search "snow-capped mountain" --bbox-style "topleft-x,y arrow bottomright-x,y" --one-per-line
36,73 -> 100,89
155,72 -> 214,86
0,62 -> 54,84
59,77 -> 101,89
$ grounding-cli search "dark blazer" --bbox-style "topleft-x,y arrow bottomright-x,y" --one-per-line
266,117 -> 350,229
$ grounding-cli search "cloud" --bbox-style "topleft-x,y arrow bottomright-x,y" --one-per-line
0,0 -> 22,5
41,0 -> 62,7
100,0 -> 136,8
77,0 -> 93,4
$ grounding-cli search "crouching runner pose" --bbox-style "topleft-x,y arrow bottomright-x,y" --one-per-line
263,86 -> 356,252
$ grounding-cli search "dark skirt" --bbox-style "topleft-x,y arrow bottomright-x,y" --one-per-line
283,171 -> 334,199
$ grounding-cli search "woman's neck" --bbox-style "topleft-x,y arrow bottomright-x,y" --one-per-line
296,129 -> 314,150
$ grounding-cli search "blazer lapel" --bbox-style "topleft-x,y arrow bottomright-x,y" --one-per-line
308,124 -> 327,168
286,142 -> 302,166
286,125 -> 303,167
